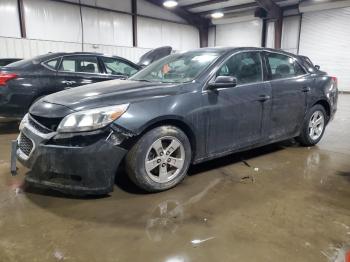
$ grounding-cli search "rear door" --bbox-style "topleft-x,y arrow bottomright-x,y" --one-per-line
264,51 -> 310,140
56,55 -> 106,90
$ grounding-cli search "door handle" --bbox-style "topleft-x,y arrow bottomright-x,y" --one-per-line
62,80 -> 76,86
257,94 -> 271,102
302,86 -> 311,92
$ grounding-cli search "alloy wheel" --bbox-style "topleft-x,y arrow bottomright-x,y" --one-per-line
145,136 -> 185,183
308,110 -> 325,141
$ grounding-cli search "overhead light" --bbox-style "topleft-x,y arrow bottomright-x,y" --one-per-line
211,12 -> 224,19
163,0 -> 178,8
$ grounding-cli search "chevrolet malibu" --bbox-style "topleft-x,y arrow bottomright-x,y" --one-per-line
14,47 -> 338,195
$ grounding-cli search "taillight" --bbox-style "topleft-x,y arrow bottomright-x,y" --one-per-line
0,73 -> 18,86
331,76 -> 337,84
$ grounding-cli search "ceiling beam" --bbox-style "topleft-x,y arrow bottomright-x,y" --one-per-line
144,0 -> 211,47
197,2 -> 258,16
144,0 -> 209,25
182,0 -> 229,9
255,0 -> 283,49
255,0 -> 282,19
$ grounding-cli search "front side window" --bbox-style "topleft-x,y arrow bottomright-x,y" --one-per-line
130,51 -> 220,83
101,57 -> 138,77
217,52 -> 262,85
59,56 -> 100,74
266,53 -> 305,80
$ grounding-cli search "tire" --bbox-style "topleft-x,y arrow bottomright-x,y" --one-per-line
297,104 -> 328,146
125,125 -> 191,192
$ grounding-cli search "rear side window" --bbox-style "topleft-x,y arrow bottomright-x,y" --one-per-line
59,56 -> 100,74
101,57 -> 138,77
43,58 -> 60,70
217,52 -> 262,85
266,53 -> 305,80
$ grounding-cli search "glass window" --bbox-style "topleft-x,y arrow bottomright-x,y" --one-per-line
44,58 -> 59,70
59,56 -> 100,74
130,51 -> 220,83
266,53 -> 305,80
217,52 -> 262,85
101,57 -> 138,77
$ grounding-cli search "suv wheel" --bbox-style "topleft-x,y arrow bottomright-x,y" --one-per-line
298,104 -> 327,146
125,126 -> 191,192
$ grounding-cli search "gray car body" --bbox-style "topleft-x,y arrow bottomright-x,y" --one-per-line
20,47 -> 338,194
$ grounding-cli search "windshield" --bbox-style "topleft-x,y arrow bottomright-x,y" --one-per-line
130,51 -> 220,83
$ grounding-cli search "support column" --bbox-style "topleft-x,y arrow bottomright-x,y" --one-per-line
132,0 -> 138,47
17,0 -> 26,38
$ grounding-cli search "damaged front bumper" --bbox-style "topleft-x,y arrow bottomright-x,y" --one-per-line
14,116 -> 130,195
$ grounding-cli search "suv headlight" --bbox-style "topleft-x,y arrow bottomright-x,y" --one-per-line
57,104 -> 129,133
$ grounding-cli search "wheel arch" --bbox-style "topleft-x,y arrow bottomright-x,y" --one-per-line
136,117 -> 197,161
312,99 -> 331,121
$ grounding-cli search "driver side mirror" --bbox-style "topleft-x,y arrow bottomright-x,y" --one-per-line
315,65 -> 320,70
208,76 -> 237,90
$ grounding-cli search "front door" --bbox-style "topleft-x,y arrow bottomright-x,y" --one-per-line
202,51 -> 272,156
263,52 -> 309,140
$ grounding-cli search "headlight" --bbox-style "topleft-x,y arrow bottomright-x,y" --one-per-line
57,104 -> 129,133
19,113 -> 29,131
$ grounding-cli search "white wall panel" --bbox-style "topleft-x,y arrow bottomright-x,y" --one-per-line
24,0 -> 82,43
137,17 -> 199,50
300,0 -> 350,13
82,7 -> 132,47
281,15 -> 300,54
215,19 -> 262,47
266,22 -> 275,48
208,27 -> 216,47
83,44 -> 151,63
64,0 -> 131,12
0,37 -> 151,63
299,7 -> 350,91
137,0 -> 187,23
0,0 -> 21,38
0,37 -> 82,58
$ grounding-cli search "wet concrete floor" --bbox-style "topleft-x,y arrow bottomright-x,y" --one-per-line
0,95 -> 349,262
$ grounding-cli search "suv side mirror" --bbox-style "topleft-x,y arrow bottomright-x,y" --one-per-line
315,65 -> 320,70
208,76 -> 237,89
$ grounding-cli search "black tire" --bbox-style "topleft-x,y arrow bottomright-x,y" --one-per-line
297,104 -> 328,146
125,125 -> 191,192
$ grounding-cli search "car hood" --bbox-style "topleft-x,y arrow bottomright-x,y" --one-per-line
30,79 -> 182,118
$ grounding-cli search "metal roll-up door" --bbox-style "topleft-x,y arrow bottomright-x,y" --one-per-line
299,7 -> 350,91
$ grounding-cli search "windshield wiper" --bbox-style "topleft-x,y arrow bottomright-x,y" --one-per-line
135,79 -> 152,82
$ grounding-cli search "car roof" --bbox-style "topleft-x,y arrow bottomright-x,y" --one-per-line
44,52 -> 130,60
184,47 -> 299,58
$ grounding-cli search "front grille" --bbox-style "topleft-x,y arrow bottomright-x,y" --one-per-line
28,115 -> 53,134
19,133 -> 34,156
30,114 -> 62,131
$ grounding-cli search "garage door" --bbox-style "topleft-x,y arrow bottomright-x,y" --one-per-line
215,19 -> 262,47
299,7 -> 350,92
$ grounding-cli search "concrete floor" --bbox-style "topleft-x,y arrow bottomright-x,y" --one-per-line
0,96 -> 349,262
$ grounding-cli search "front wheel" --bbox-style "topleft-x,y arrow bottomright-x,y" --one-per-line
125,126 -> 191,192
297,104 -> 327,146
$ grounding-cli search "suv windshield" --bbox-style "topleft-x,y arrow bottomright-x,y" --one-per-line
130,51 -> 220,83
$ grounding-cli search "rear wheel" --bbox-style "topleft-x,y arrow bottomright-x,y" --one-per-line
297,104 -> 327,146
125,126 -> 191,192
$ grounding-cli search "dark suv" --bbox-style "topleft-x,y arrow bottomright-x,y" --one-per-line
0,52 -> 140,118
14,47 -> 338,195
